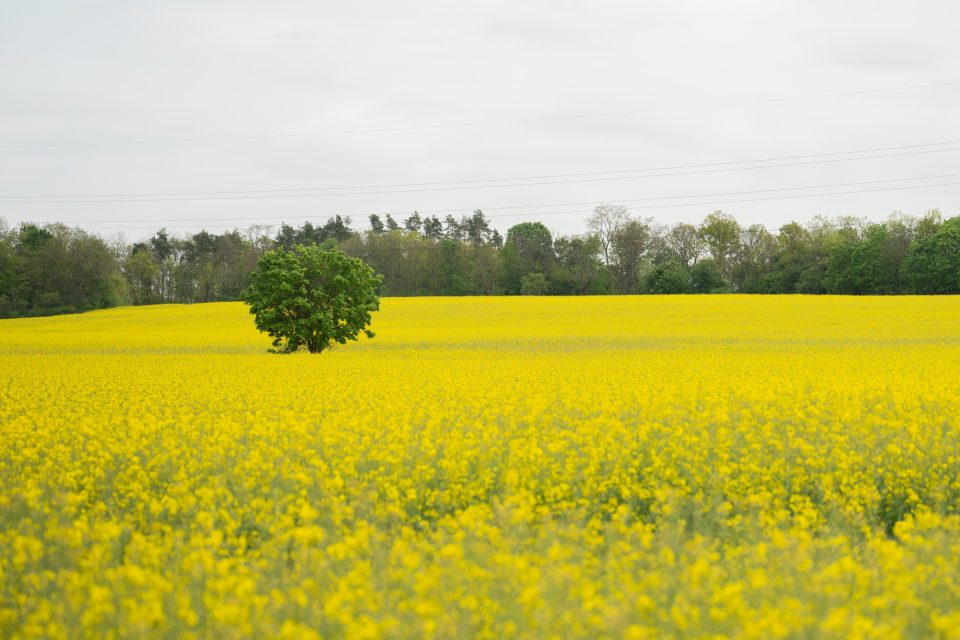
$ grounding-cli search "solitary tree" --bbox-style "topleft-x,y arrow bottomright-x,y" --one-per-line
241,245 -> 382,353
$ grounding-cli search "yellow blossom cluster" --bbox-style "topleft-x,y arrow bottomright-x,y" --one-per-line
2,296 -> 960,638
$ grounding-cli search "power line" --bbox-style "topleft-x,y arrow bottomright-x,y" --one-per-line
496,173 -> 960,213
16,174 -> 959,229
20,171 -> 960,222
3,80 -> 959,150
3,147 -> 960,204
4,138 -> 960,200
612,180 -> 960,214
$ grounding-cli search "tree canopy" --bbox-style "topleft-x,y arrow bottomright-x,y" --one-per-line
3,207 -> 960,320
240,245 -> 382,353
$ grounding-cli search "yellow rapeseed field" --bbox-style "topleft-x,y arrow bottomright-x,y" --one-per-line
2,296 -> 960,639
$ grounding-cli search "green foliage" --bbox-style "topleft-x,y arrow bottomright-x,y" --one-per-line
698,212 -> 741,281
824,224 -> 901,294
690,259 -> 728,293
125,249 -> 160,305
734,224 -> 776,292
275,217 -> 353,250
0,223 -> 126,318
765,222 -> 815,293
551,234 -> 607,294
422,215 -> 445,240
500,222 -> 555,294
437,238 -> 472,295
902,217 -> 960,294
610,219 -> 651,293
241,245 -> 382,353
368,214 -> 385,235
18,224 -> 53,249
645,259 -> 691,294
343,230 -> 432,296
6,212 -> 960,317
520,272 -> 548,295
338,212 -> 500,297
121,227 -> 265,306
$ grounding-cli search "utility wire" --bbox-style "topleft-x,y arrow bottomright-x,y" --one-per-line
4,138 -> 960,200
16,173 -> 959,229
2,80 -> 959,150
3,147 -> 960,204
53,177 -> 960,231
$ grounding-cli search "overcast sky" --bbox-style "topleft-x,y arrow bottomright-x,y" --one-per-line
0,0 -> 957,240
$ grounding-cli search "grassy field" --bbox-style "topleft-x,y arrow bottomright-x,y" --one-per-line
2,296 -> 960,638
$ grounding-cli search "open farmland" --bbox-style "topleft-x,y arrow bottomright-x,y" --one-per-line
2,296 -> 960,638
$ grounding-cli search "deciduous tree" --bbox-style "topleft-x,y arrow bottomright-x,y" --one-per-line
241,245 -> 382,353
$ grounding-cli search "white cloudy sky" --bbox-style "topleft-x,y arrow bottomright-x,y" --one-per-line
0,0 -> 957,239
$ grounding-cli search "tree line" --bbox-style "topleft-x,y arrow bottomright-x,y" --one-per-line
1,206 -> 958,318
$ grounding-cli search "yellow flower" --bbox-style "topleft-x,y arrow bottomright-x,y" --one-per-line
1,296 -> 959,637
